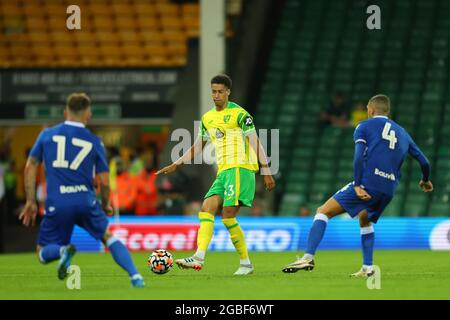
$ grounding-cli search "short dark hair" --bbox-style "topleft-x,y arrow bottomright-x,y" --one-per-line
211,74 -> 232,89
368,94 -> 390,115
66,93 -> 91,113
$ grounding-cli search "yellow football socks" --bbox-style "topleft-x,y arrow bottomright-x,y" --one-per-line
196,212 -> 215,257
222,217 -> 249,261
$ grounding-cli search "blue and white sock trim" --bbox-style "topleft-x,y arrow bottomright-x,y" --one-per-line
106,236 -> 120,248
360,225 -> 374,235
314,213 -> 329,223
131,274 -> 143,280
38,248 -> 46,264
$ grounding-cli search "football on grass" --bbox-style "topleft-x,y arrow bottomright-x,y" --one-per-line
148,249 -> 174,275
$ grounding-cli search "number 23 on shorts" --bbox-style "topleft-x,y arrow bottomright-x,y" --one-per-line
224,184 -> 235,198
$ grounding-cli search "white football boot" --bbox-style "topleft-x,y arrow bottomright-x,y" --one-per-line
350,266 -> 375,278
282,256 -> 315,273
175,256 -> 204,271
233,264 -> 254,275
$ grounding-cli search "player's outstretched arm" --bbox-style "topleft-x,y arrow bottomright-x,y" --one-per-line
155,137 -> 207,176
408,135 -> 433,193
247,132 -> 275,191
98,172 -> 113,215
19,157 -> 39,227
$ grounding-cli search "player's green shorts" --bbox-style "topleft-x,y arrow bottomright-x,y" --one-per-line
205,167 -> 256,207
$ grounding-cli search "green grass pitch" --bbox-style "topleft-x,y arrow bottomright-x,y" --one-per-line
0,250 -> 449,300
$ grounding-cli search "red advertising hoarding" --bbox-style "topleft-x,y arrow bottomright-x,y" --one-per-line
108,223 -> 199,252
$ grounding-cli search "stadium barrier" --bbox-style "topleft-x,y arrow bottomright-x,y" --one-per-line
71,217 -> 450,252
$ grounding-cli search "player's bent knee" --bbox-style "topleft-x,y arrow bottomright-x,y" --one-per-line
316,205 -> 325,214
316,206 -> 333,219
101,231 -> 112,244
358,211 -> 371,227
201,198 -> 220,214
201,206 -> 216,215
317,197 -> 344,219
222,207 -> 239,219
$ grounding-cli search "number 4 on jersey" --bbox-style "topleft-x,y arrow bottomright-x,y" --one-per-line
382,123 -> 397,150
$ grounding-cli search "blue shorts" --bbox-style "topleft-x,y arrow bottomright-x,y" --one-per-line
38,201 -> 109,246
333,182 -> 393,223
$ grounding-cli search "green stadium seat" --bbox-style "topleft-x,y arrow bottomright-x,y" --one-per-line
309,188 -> 330,204
278,193 -> 307,216
286,181 -> 308,194
321,126 -> 342,137
256,0 -> 448,216
306,202 -> 322,214
317,148 -> 338,158
340,148 -> 354,159
403,81 -> 423,92
378,80 -> 399,94
292,146 -> 314,158
313,170 -> 334,183
332,83 -> 352,94
395,178 -> 406,192
436,158 -> 450,171
315,159 -> 335,171
338,160 -> 353,173
384,195 -> 404,216
287,170 -> 310,183
429,198 -> 449,217
437,147 -> 450,158
297,126 -> 319,138
404,193 -> 430,217
294,136 -> 317,149
290,159 -> 313,172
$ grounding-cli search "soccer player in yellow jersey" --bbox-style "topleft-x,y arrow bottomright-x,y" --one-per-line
156,74 -> 275,275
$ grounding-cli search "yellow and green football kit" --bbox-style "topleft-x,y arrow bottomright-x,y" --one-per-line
195,101 -> 257,264
200,101 -> 258,207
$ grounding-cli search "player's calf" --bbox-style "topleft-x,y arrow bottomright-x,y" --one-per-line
102,234 -> 144,286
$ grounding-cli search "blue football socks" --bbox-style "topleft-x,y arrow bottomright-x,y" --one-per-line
306,213 -> 329,255
361,226 -> 375,266
107,237 -> 139,278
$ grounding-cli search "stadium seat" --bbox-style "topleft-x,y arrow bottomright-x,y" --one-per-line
262,0 -> 449,216
133,2 -> 157,17
111,3 -> 135,17
404,193 -> 430,217
0,0 -> 215,67
429,196 -> 450,216
96,31 -> 119,44
26,17 -> 47,30
384,195 -> 405,216
279,193 -> 307,216
117,31 -> 142,45
115,17 -> 138,30
155,3 -> 180,16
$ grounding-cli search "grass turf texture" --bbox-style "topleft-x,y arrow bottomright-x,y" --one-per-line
0,250 -> 449,300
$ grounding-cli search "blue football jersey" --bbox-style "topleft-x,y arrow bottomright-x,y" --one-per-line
29,121 -> 109,206
353,115 -> 428,196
